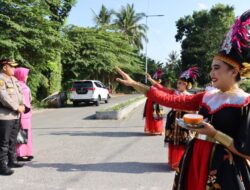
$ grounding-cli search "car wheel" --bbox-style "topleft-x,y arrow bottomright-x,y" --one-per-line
104,98 -> 108,103
73,101 -> 78,107
95,96 -> 101,106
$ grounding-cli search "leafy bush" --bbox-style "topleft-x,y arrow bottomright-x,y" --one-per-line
240,79 -> 250,93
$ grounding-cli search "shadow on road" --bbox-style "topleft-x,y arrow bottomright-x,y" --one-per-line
33,126 -> 143,130
66,102 -> 104,108
83,114 -> 96,120
28,162 -> 173,173
49,131 -> 146,138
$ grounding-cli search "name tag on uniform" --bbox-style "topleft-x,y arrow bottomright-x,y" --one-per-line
7,88 -> 14,94
6,82 -> 14,94
6,82 -> 14,88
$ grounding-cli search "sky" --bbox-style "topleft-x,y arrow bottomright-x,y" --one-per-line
67,0 -> 249,63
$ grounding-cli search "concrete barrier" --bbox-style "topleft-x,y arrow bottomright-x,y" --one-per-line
95,98 -> 146,120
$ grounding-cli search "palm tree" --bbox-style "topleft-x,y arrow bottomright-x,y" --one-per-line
92,4 -> 113,27
166,51 -> 181,70
164,51 -> 181,86
113,4 -> 147,50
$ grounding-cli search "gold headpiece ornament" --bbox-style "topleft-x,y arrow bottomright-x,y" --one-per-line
214,54 -> 241,71
240,62 -> 250,78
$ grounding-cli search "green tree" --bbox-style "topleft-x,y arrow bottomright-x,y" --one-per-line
113,4 -> 147,50
92,4 -> 113,27
44,0 -> 76,94
175,4 -> 235,85
146,57 -> 162,78
62,26 -> 144,91
45,0 -> 76,26
135,54 -> 162,84
0,0 -> 64,100
163,51 -> 181,87
240,79 -> 250,93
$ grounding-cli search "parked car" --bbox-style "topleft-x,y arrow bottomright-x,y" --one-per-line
69,80 -> 109,106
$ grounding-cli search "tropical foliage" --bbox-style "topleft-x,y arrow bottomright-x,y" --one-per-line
92,4 -> 113,27
0,1 -> 146,100
175,4 -> 235,85
0,1 -> 243,103
0,0 -> 71,100
62,26 -> 143,91
240,79 -> 250,93
113,4 -> 147,50
163,51 -> 181,87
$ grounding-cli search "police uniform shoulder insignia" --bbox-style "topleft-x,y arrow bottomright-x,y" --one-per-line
0,79 -> 4,87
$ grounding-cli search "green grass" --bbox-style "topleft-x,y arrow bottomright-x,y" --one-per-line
32,100 -> 48,109
99,95 -> 144,112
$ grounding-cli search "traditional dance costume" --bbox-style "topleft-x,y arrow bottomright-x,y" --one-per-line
164,90 -> 192,170
146,10 -> 250,190
148,87 -> 250,190
143,98 -> 164,135
164,67 -> 199,170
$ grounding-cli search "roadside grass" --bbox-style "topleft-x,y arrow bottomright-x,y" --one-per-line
99,95 -> 145,112
32,101 -> 48,109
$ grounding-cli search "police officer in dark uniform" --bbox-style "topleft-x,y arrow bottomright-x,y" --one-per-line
0,59 -> 25,175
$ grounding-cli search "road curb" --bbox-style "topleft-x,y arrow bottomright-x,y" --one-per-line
95,97 -> 146,120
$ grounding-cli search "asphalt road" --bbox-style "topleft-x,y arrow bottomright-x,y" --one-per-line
0,94 -> 175,190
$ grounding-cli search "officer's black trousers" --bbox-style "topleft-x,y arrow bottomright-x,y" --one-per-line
0,119 -> 20,162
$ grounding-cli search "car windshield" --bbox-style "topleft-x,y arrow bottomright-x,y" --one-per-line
73,81 -> 93,88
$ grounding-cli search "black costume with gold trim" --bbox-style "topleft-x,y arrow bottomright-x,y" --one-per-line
147,87 -> 250,190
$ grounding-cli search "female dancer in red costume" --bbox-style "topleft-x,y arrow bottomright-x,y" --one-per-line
116,10 -> 250,190
143,73 -> 164,135
163,67 -> 199,170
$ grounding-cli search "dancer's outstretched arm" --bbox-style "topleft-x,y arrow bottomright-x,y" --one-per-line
145,73 -> 175,94
115,67 -> 203,111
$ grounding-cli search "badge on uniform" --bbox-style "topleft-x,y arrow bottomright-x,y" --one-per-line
0,79 -> 4,87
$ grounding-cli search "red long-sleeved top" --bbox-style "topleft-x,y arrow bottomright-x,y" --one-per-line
146,85 -> 205,111
153,83 -> 175,94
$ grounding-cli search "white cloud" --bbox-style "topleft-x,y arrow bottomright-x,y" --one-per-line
197,3 -> 208,10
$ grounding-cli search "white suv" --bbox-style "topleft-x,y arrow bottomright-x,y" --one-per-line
69,80 -> 109,106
